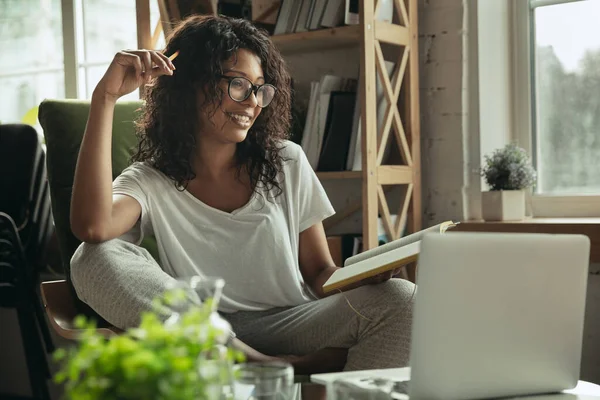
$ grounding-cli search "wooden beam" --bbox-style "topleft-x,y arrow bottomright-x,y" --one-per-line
167,0 -> 181,21
377,166 -> 412,185
394,0 -> 409,27
157,0 -> 173,38
136,0 -> 151,97
151,20 -> 163,49
374,41 -> 394,165
391,104 -> 413,166
377,47 -> 408,165
136,0 -> 152,49
375,43 -> 412,166
406,0 -> 421,234
404,0 -> 421,282
374,21 -> 409,46
377,47 -> 409,165
61,0 -> 78,98
376,46 -> 409,166
361,0 -> 380,250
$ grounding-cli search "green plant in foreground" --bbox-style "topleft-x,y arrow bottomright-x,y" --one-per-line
481,143 -> 537,191
53,289 -> 245,400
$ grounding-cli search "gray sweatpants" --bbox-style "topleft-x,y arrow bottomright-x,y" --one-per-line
71,238 -> 415,371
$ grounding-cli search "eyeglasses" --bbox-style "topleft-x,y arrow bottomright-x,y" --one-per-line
219,75 -> 277,108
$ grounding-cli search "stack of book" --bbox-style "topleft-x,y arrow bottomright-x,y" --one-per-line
272,0 -> 394,35
273,0 -> 347,35
299,60 -> 396,172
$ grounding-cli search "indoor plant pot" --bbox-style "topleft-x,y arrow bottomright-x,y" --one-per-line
480,143 -> 536,222
481,190 -> 525,221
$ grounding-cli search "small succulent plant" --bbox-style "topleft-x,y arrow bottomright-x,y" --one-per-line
481,143 -> 537,191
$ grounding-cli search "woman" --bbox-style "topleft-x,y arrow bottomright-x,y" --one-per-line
69,14 -> 415,374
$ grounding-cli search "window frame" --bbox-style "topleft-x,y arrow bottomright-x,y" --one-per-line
61,0 -> 79,98
62,0 -> 136,98
512,0 -> 600,217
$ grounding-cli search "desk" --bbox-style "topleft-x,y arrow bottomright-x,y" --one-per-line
452,218 -> 600,263
290,380 -> 600,399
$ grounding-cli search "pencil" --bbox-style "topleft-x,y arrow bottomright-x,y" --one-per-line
168,50 -> 180,61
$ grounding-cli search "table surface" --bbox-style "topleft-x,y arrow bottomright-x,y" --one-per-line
292,380 -> 600,400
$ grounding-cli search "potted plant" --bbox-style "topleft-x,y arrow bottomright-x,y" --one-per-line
53,284 -> 244,400
480,143 -> 537,221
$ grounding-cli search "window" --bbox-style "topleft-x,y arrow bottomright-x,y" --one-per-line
514,0 -> 600,216
0,0 -> 65,124
0,0 -> 162,124
76,0 -> 164,98
532,0 -> 600,194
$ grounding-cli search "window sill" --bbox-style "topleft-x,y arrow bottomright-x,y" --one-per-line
453,218 -> 600,263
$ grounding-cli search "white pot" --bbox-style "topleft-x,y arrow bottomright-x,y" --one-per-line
481,190 -> 526,221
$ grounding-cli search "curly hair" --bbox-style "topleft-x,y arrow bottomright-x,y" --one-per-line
133,15 -> 292,196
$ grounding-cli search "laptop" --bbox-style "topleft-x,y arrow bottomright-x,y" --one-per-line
311,232 -> 590,400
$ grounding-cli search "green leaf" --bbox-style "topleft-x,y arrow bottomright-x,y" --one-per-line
52,288 -> 240,400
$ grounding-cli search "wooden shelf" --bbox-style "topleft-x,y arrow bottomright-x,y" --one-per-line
269,0 -> 421,251
271,25 -> 361,54
316,166 -> 413,184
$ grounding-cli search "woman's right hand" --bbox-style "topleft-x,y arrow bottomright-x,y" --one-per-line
94,50 -> 175,102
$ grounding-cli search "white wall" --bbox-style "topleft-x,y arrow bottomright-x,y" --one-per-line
477,0 -> 514,166
418,0 -> 468,226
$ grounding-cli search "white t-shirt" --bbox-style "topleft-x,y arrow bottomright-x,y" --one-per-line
112,141 -> 335,313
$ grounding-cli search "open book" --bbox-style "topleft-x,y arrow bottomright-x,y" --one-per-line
323,221 -> 458,293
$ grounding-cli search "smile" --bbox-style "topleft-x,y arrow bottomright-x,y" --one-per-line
226,112 -> 252,127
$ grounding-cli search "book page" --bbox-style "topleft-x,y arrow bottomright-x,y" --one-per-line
344,222 -> 452,267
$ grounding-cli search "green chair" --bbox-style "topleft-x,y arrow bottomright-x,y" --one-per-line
38,99 -> 157,332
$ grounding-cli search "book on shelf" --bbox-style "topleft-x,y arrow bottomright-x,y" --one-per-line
344,0 -> 393,25
316,91 -> 356,172
320,0 -> 346,28
344,0 -> 359,25
300,75 -> 357,169
272,0 -> 354,35
307,0 -> 328,30
273,0 -> 294,35
293,0 -> 313,33
285,1 -> 305,34
322,221 -> 459,293
298,60 -> 398,173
